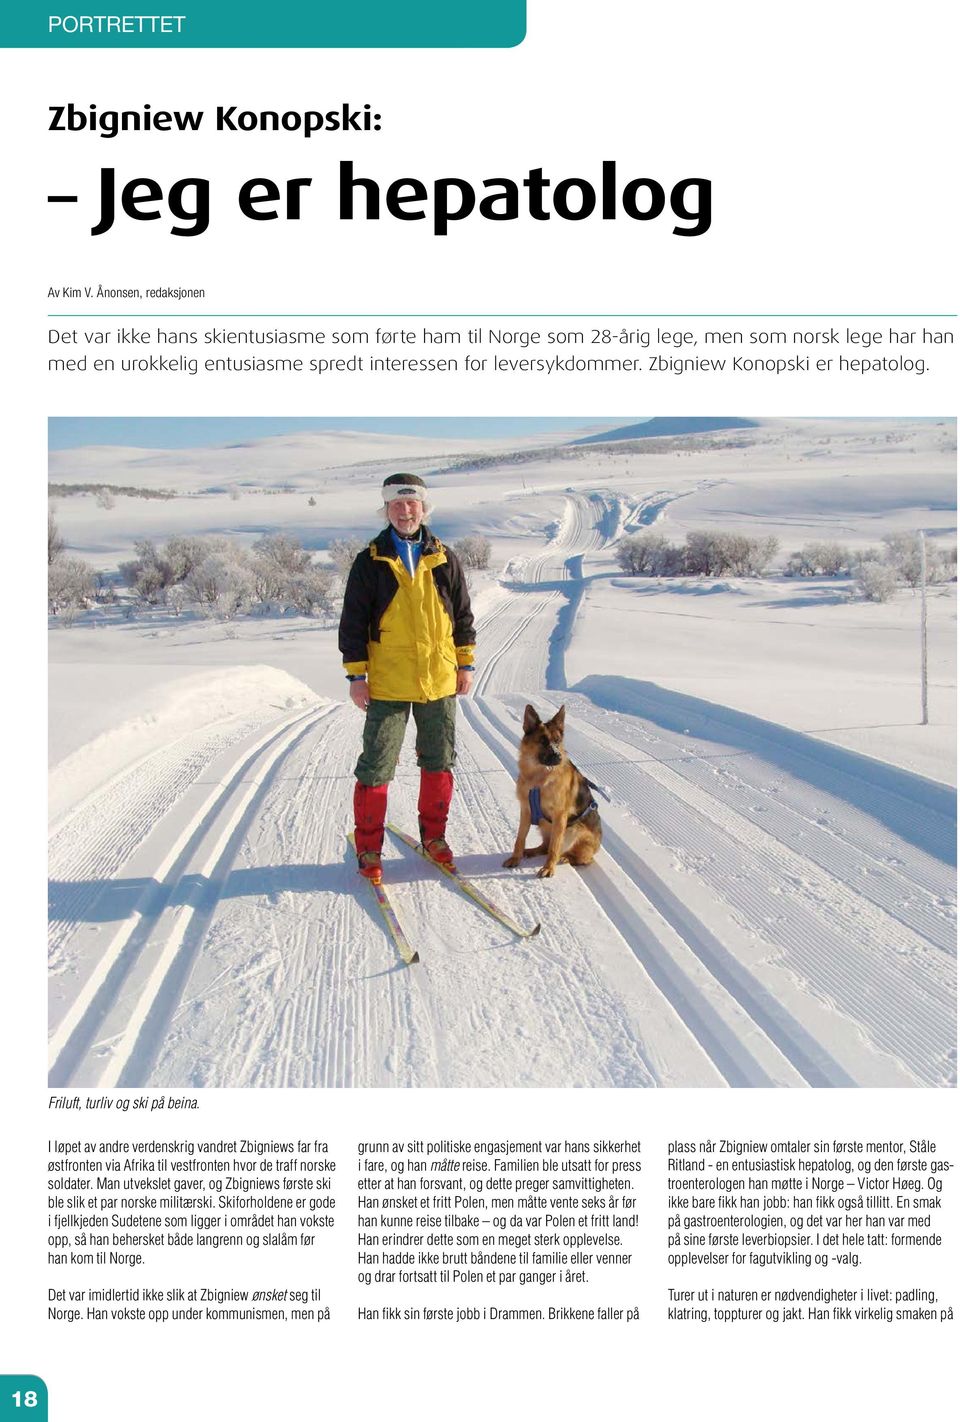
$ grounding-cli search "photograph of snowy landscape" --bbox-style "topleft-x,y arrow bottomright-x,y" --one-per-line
48,415 -> 957,1090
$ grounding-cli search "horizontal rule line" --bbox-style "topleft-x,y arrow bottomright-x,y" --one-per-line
47,312 -> 960,318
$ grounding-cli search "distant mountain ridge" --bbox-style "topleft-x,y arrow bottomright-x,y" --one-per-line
571,417 -> 759,445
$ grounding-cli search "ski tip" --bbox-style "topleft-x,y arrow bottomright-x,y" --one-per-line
528,923 -> 542,938
410,951 -> 420,964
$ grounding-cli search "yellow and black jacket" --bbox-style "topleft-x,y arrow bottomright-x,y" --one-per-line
339,526 -> 476,702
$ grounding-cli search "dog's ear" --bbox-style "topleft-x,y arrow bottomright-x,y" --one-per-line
547,705 -> 566,735
523,705 -> 541,734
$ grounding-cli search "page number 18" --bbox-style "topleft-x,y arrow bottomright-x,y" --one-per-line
1,1377 -> 47,1420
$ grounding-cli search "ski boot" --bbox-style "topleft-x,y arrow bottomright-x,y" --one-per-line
354,781 -> 388,883
418,769 -> 455,867
421,836 -> 454,867
356,850 -> 383,885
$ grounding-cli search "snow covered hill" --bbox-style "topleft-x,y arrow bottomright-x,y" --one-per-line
48,419 -> 957,1089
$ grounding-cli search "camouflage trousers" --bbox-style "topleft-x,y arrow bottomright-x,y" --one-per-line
354,696 -> 457,786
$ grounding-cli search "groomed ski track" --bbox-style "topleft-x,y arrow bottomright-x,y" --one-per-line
49,492 -> 957,1089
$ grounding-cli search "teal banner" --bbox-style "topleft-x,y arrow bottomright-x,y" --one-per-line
5,2 -> 525,47
0,1378 -> 48,1421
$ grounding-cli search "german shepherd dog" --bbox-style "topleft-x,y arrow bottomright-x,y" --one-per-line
503,705 -> 602,877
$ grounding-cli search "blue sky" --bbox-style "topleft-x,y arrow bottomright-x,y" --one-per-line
48,416 -> 631,451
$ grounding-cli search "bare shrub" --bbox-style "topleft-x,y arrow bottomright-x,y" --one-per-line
453,535 -> 492,570
253,533 -> 313,577
658,542 -> 687,576
119,541 -> 171,603
683,531 -> 724,576
328,538 -> 366,579
94,571 -> 117,604
115,530 -> 384,621
744,535 -> 780,575
882,533 -> 923,587
49,556 -> 96,615
855,559 -> 898,603
791,541 -> 852,576
285,566 -> 336,616
616,530 -> 778,578
122,536 -> 232,605
186,545 -> 254,618
718,534 -> 759,575
615,531 -> 674,575
882,533 -> 952,588
48,509 -> 65,565
167,584 -> 188,617
684,531 -> 734,576
251,534 -> 315,608
165,536 -> 209,584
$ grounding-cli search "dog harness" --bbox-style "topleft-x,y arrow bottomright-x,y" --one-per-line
528,785 -> 599,825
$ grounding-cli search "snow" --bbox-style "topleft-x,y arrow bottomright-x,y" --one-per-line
569,576 -> 956,784
49,661 -> 318,824
48,417 -> 957,1089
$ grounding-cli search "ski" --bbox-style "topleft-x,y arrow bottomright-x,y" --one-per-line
347,834 -> 419,965
386,824 -> 541,939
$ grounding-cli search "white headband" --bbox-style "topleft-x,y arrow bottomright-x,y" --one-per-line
382,483 -> 426,502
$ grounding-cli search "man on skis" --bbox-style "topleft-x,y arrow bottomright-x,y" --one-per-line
339,473 -> 476,884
